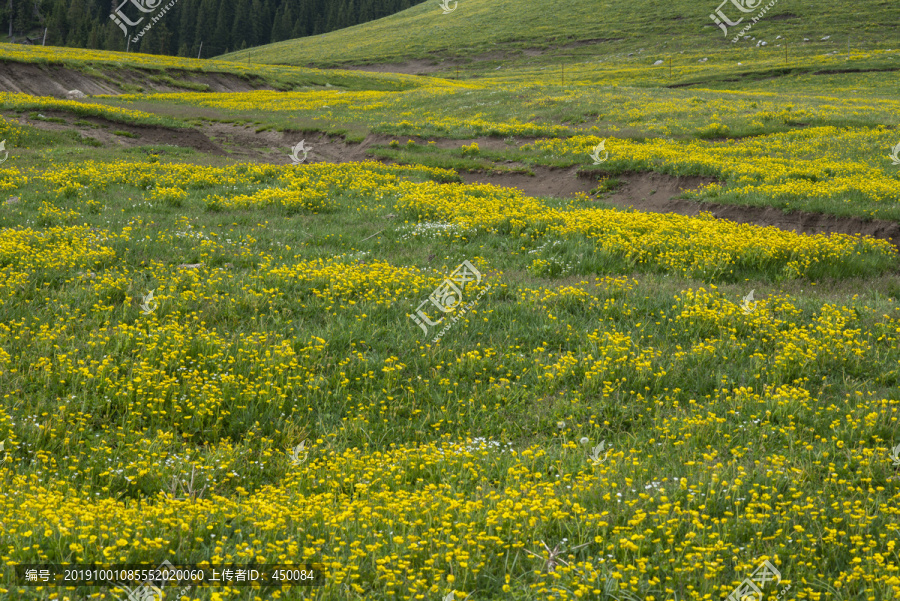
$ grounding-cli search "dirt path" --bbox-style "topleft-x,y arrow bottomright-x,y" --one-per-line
9,111 -> 900,249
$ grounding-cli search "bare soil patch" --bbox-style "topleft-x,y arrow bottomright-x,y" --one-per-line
595,171 -> 900,249
0,62 -> 120,96
8,111 -> 899,249
460,168 -> 900,248
5,113 -> 388,161
458,167 -> 714,203
7,110 -> 226,155
0,62 -> 275,97
459,166 -> 595,198
599,171 -> 719,210
648,197 -> 900,249
396,135 -> 539,152
199,125 -> 398,164
195,127 -> 534,165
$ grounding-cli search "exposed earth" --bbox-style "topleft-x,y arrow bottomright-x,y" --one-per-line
8,107 -> 900,249
0,61 -> 274,96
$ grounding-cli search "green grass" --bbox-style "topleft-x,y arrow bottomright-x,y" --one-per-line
220,0 -> 900,71
2,150 -> 900,599
6,44 -> 900,223
0,43 -> 450,95
2,11 -> 900,599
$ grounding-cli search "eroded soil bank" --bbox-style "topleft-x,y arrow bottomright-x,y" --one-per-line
7,111 -> 899,250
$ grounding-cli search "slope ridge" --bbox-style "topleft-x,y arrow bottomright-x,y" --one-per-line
219,0 -> 899,68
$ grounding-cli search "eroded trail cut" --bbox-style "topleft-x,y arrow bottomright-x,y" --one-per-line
0,62 -> 275,96
7,111 -> 900,250
461,167 -> 900,250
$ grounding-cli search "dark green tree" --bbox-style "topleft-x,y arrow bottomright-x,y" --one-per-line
231,0 -> 252,48
269,1 -> 292,42
6,0 -> 429,55
212,0 -> 235,54
177,0 -> 198,54
193,0 -> 218,54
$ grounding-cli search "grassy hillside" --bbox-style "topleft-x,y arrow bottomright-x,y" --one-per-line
220,0 -> 900,67
0,43 -> 441,93
2,123 -> 900,601
3,7 -> 900,601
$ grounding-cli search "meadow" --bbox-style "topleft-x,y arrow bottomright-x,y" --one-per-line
1,0 -> 900,599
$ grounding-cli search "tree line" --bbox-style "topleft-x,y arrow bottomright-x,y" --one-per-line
2,0 -> 426,57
